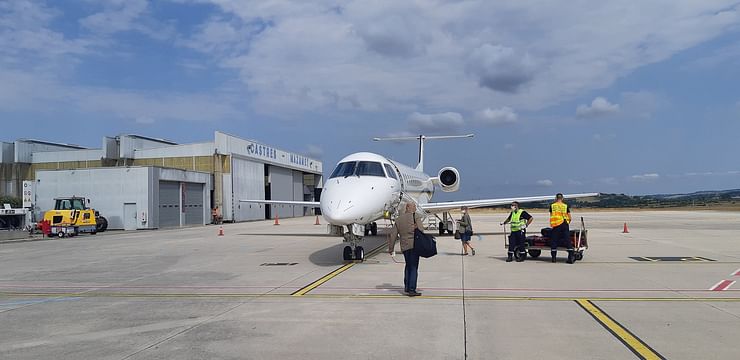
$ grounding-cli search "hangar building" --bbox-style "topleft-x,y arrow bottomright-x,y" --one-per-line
0,132 -> 323,230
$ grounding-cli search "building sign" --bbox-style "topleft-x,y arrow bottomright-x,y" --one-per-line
22,181 -> 34,208
247,143 -> 278,160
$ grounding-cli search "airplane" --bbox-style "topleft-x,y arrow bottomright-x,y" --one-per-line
241,134 -> 598,261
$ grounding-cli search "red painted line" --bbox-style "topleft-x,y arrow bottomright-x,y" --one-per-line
732,269 -> 740,276
710,280 -> 735,291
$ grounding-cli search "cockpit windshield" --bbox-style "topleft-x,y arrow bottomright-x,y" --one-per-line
329,162 -> 357,178
329,161 -> 387,178
356,161 -> 385,177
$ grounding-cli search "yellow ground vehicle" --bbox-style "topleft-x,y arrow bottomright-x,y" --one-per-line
43,197 -> 107,237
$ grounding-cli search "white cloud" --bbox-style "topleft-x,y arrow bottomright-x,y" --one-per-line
631,173 -> 660,181
537,179 -> 553,187
407,112 -> 465,134
576,97 -> 620,118
568,179 -> 583,186
474,106 -> 518,125
183,1 -> 740,116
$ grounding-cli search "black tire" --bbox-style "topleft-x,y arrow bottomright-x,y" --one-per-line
354,246 -> 364,261
343,246 -> 353,261
96,217 -> 108,232
575,251 -> 583,261
438,222 -> 445,236
528,249 -> 541,259
447,230 -> 453,235
371,223 -> 378,236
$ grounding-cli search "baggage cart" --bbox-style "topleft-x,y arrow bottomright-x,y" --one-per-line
504,217 -> 588,261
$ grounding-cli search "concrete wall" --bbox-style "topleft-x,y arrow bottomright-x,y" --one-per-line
36,167 -> 152,230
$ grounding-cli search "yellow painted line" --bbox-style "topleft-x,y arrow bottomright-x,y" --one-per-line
576,299 -> 665,360
3,291 -> 740,302
291,263 -> 356,296
291,242 -> 386,297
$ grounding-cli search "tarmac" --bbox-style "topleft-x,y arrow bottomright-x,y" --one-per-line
1,210 -> 739,359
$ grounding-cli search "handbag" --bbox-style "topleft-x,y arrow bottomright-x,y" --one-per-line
454,230 -> 461,239
414,229 -> 437,258
413,215 -> 437,258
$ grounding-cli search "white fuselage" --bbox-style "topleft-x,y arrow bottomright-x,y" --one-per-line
319,152 -> 434,226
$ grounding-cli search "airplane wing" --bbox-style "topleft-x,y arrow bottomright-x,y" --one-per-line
239,199 -> 320,207
420,193 -> 599,213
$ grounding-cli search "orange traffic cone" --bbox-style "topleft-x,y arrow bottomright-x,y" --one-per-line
218,226 -> 224,236
622,222 -> 629,233
314,215 -> 321,225
274,213 -> 280,225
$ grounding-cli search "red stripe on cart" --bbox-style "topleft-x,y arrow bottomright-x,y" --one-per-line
732,269 -> 740,277
710,280 -> 735,291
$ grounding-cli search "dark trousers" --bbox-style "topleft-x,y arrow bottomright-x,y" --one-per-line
508,230 -> 526,254
403,249 -> 420,292
550,223 -> 572,252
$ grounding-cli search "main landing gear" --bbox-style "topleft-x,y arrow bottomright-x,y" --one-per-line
363,222 -> 378,236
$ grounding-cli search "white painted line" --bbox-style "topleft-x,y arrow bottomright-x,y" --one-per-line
710,280 -> 735,291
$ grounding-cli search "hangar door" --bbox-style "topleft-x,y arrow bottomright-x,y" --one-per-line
232,158 -> 265,221
183,183 -> 204,226
269,166 -> 295,218
159,181 -> 180,228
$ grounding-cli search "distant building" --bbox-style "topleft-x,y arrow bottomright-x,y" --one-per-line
0,132 -> 322,230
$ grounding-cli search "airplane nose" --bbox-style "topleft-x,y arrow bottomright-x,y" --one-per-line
320,185 -> 386,225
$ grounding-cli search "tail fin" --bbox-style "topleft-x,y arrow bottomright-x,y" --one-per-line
372,134 -> 474,172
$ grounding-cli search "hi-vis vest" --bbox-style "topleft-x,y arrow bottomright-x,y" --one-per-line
510,210 -> 525,232
550,202 -> 571,227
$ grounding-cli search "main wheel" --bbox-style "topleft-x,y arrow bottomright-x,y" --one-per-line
343,246 -> 353,261
438,222 -> 445,236
354,246 -> 365,261
528,249 -> 541,259
370,223 -> 378,236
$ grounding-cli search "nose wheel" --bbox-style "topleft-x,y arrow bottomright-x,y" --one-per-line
342,245 -> 365,261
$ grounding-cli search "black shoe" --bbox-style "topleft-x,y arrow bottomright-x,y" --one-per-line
471,249 -> 476,256
516,255 -> 525,262
551,255 -> 556,263
567,252 -> 575,264
408,290 -> 422,297
506,254 -> 513,262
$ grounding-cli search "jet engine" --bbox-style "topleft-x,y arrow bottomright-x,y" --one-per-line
437,167 -> 460,192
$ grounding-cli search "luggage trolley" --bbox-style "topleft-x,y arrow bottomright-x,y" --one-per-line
504,217 -> 589,261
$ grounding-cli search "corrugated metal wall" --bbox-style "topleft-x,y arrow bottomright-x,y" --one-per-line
232,158 -> 265,221
293,170 -> 305,216
269,165 -> 295,218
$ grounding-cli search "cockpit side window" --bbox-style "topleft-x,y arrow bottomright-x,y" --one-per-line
356,161 -> 386,177
329,162 -> 357,178
383,164 -> 398,180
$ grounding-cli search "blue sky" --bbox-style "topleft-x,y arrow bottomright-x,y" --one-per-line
1,1 -> 739,200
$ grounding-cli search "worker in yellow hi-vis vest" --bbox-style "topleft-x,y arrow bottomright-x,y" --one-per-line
549,193 -> 574,264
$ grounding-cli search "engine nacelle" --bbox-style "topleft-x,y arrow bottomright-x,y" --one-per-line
436,167 -> 460,192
